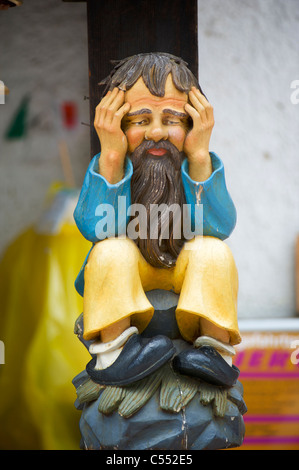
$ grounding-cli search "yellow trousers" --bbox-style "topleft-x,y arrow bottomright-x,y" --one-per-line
83,236 -> 241,345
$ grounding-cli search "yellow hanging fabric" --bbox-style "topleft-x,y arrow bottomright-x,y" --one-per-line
0,187 -> 91,449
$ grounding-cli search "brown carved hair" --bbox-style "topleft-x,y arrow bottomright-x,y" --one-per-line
99,52 -> 204,98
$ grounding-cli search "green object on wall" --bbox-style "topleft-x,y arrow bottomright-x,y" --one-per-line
5,95 -> 30,139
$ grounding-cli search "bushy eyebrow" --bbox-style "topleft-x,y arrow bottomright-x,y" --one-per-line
162,108 -> 188,118
126,108 -> 151,117
126,108 -> 188,119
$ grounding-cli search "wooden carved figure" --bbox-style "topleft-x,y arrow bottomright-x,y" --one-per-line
73,53 -> 245,450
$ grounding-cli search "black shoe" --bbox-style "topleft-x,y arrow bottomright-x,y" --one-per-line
172,345 -> 240,387
86,334 -> 175,386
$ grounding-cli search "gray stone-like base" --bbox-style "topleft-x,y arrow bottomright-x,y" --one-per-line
77,378 -> 245,450
73,289 -> 246,450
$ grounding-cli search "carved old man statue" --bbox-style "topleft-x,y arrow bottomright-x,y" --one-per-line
74,53 -> 240,388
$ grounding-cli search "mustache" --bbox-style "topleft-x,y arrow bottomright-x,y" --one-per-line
130,139 -> 183,171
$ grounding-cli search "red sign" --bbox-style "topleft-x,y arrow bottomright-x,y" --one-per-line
235,331 -> 299,450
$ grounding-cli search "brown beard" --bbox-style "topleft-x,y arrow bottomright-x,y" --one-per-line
129,140 -> 186,268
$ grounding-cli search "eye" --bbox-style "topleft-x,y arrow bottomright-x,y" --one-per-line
127,117 -> 149,126
165,119 -> 180,125
163,117 -> 185,126
134,119 -> 148,126
122,117 -> 149,130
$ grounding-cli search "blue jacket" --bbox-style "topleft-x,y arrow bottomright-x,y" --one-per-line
74,152 -> 236,296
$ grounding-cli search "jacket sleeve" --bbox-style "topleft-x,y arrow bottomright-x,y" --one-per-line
181,152 -> 237,240
73,153 -> 133,242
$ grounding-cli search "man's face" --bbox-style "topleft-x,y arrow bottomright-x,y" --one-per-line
123,75 -> 190,155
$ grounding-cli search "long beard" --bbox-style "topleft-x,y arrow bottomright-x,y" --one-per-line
130,140 -> 186,268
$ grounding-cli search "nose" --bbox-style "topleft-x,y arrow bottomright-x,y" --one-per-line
146,121 -> 168,142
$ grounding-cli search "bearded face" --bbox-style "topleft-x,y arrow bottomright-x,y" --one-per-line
119,74 -> 193,267
129,139 -> 186,269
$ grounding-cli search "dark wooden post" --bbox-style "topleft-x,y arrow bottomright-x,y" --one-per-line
65,0 -> 198,158
86,0 -> 198,157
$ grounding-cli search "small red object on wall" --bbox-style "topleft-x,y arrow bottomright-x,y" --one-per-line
61,102 -> 78,130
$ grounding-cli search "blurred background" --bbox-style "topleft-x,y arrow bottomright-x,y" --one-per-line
0,0 -> 298,450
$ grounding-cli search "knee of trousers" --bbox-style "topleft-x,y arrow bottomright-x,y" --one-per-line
85,237 -> 140,271
183,235 -> 236,265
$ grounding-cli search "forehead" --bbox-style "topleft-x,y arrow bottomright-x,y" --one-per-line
124,75 -> 188,111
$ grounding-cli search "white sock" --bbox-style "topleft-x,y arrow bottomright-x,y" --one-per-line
89,327 -> 138,370
194,335 -> 236,367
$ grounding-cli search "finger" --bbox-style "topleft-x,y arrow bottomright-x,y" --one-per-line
191,87 -> 210,106
184,102 -> 200,124
96,88 -> 117,113
95,90 -> 113,126
104,89 -> 126,125
113,102 -> 131,123
106,89 -> 125,114
103,87 -> 118,104
191,87 -> 214,120
97,90 -> 111,105
187,93 -> 208,124
96,88 -> 121,127
97,87 -> 118,113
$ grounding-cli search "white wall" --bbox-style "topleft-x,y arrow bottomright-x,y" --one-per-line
198,0 -> 299,320
0,0 -> 298,321
0,0 -> 90,253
